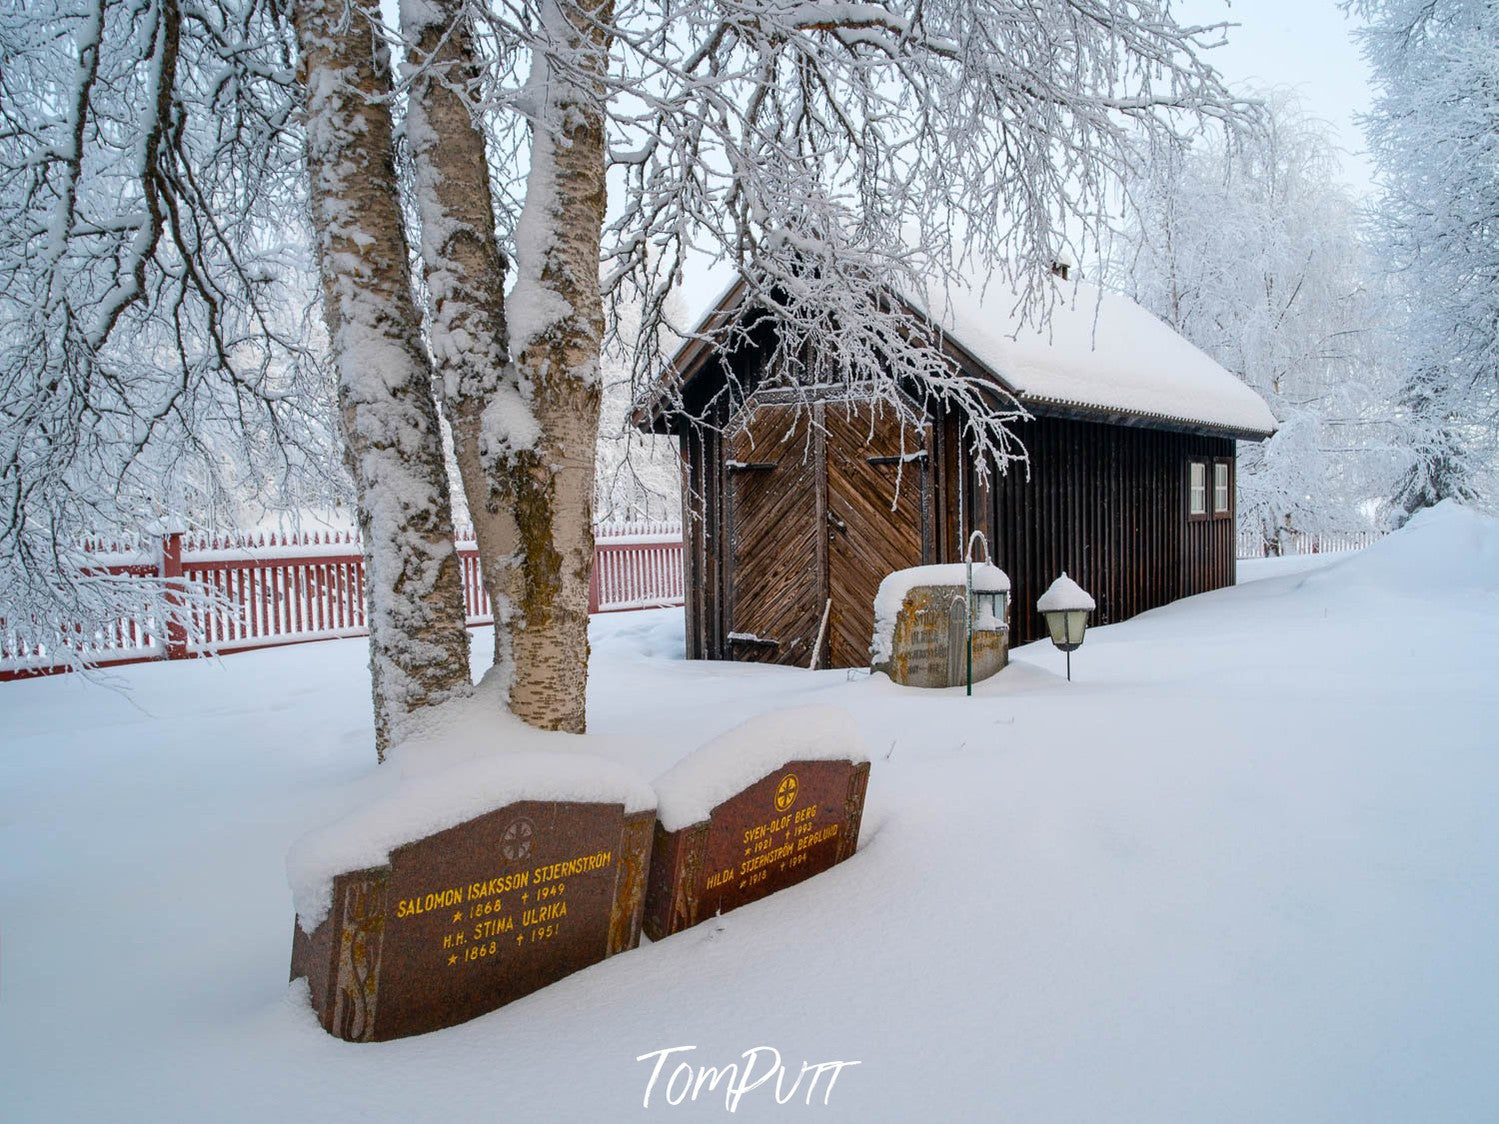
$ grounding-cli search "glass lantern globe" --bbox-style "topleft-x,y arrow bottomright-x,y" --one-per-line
1043,608 -> 1088,652
972,589 -> 1007,631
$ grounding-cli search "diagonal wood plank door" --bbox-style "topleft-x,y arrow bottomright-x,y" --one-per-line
824,399 -> 931,668
726,403 -> 822,665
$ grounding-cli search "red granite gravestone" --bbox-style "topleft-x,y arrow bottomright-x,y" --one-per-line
290,799 -> 654,1042
644,757 -> 870,940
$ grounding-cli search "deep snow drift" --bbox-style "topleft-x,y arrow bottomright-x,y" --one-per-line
2,502 -> 1497,1122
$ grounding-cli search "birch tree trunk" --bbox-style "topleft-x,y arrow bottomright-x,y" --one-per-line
403,0 -> 526,689
501,0 -> 613,732
295,0 -> 472,759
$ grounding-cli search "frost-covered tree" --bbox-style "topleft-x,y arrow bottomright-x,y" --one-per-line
293,0 -> 473,755
1351,0 -> 1498,518
1105,93 -> 1400,550
9,0 -> 1259,749
372,0 -> 1257,732
0,0 -> 341,672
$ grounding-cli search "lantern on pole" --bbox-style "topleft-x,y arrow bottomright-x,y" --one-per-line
963,531 -> 1011,695
1037,573 -> 1095,682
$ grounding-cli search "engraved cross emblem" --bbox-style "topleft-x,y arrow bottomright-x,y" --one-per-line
501,817 -> 534,861
774,773 -> 799,812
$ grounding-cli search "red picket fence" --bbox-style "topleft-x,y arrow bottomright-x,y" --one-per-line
1237,529 -> 1384,560
1,521 -> 683,681
588,520 -> 685,613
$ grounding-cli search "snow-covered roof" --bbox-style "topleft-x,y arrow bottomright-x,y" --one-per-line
914,280 -> 1278,438
647,273 -> 1278,439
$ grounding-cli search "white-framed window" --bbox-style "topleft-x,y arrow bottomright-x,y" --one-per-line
1188,460 -> 1208,518
1213,460 -> 1231,515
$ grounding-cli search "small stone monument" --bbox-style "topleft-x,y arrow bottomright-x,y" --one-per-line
287,752 -> 655,1042
643,706 -> 870,940
870,563 -> 1011,688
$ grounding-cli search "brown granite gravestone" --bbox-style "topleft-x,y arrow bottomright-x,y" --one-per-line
644,758 -> 870,940
873,583 -> 1009,688
290,800 -> 653,1042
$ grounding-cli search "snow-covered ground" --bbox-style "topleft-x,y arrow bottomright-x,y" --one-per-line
3,503 -> 1497,1122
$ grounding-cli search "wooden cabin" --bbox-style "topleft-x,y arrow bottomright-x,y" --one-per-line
635,276 -> 1278,667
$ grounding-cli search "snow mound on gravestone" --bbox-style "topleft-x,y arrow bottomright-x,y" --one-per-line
1037,572 -> 1096,613
652,706 -> 869,833
870,562 -> 1011,665
1311,500 -> 1499,594
287,750 -> 656,931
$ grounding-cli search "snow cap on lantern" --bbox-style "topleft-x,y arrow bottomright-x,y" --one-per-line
1037,573 -> 1094,658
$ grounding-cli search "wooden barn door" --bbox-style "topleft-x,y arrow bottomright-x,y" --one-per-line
725,402 -> 822,664
823,399 -> 931,668
726,395 -> 931,668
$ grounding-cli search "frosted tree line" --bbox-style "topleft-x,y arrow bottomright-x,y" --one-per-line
1351,0 -> 1499,519
4,0 -> 1257,756
1104,93 -> 1405,551
1108,0 -> 1499,542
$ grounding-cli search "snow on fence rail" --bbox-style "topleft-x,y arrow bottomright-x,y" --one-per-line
589,521 -> 686,613
1,522 -> 683,680
1236,529 -> 1384,560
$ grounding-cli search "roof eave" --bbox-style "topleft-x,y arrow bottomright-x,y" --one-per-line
1019,395 -> 1276,442
632,276 -> 752,433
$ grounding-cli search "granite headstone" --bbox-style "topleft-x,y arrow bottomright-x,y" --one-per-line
872,570 -> 1010,688
289,757 -> 654,1042
643,708 -> 870,940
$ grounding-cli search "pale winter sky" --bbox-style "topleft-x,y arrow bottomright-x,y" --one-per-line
1175,0 -> 1376,193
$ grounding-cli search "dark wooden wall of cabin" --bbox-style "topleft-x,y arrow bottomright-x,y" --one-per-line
671,317 -> 1241,663
679,403 -> 733,663
675,341 -> 753,662
975,414 -> 1237,647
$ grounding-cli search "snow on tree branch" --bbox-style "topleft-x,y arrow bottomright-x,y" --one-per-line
0,0 -> 340,668
580,0 -> 1255,471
